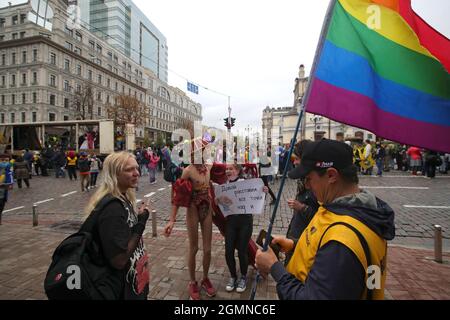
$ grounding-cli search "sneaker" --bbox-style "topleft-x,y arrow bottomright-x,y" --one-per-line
188,281 -> 200,300
236,276 -> 247,293
201,278 -> 216,297
225,277 -> 236,292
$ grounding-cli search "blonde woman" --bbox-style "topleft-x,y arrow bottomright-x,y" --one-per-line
84,151 -> 151,300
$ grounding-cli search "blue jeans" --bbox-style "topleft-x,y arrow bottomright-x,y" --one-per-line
376,159 -> 383,176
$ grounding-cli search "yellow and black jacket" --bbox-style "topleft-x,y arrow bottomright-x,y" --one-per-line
270,190 -> 395,300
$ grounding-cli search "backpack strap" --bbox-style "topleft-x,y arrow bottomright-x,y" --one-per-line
80,194 -> 121,233
317,221 -> 373,300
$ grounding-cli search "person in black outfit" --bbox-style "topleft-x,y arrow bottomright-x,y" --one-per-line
259,151 -> 277,205
84,151 -> 151,300
285,140 -> 319,265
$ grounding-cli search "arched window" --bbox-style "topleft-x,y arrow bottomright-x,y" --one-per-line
157,86 -> 170,101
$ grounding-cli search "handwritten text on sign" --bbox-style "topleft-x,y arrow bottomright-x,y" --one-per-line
214,178 -> 265,216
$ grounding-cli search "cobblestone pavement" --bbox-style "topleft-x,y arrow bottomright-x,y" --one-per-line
0,169 -> 449,299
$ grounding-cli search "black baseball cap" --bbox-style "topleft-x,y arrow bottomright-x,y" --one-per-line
288,139 -> 353,179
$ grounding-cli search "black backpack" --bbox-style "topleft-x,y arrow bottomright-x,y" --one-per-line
163,162 -> 181,183
44,195 -> 123,300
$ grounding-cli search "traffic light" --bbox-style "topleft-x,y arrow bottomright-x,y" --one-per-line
231,117 -> 235,127
224,118 -> 230,129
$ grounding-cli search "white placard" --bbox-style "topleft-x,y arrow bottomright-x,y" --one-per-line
214,178 -> 265,216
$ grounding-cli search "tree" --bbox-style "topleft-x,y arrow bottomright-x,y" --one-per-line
106,95 -> 149,128
71,83 -> 94,120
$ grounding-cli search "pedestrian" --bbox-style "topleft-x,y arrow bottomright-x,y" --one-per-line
66,150 -> 78,181
425,150 -> 440,178
89,154 -> 102,188
255,139 -> 395,300
147,149 -> 159,184
0,153 -> 14,225
163,138 -> 217,300
215,163 -> 268,293
374,142 -> 385,177
362,139 -> 374,175
52,149 -> 66,178
13,156 -> 30,189
285,140 -> 319,265
83,151 -> 151,299
23,149 -> 33,179
406,146 -> 422,175
259,151 -> 277,205
78,152 -> 91,192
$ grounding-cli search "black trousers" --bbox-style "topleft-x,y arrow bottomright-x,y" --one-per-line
67,166 -> 77,180
17,179 -> 30,188
225,214 -> 253,278
90,172 -> 99,186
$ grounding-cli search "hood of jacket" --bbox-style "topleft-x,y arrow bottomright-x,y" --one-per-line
324,189 -> 395,240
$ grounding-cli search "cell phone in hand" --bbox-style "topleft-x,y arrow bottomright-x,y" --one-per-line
256,229 -> 281,259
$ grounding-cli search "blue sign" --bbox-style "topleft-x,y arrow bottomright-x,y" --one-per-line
187,81 -> 199,94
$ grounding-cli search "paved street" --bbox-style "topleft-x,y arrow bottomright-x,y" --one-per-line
0,169 -> 449,299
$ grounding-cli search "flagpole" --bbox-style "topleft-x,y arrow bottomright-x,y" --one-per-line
250,0 -> 337,300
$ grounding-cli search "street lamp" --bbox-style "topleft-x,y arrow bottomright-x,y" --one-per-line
310,115 -> 322,141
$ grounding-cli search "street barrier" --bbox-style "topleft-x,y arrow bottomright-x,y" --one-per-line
434,224 -> 443,263
32,205 -> 38,227
152,209 -> 157,237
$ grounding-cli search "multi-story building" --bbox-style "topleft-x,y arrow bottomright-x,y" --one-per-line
79,0 -> 168,83
0,0 -> 200,146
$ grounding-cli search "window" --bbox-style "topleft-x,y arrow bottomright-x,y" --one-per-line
22,51 -> 26,63
11,74 -> 16,87
32,92 -> 37,103
20,14 -> 26,24
96,44 -> 102,54
113,55 -> 118,63
76,84 -> 81,93
10,113 -> 15,123
107,78 -> 110,88
63,115 -> 69,121
76,64 -> 81,75
50,52 -> 56,65
108,52 -> 112,60
0,18 -> 5,28
64,80 -> 70,92
97,107 -> 101,116
21,112 -> 26,122
1,54 -> 5,65
65,42 -> 73,51
115,82 -> 118,90
64,26 -> 73,37
88,70 -> 92,81
97,92 -> 101,101
11,52 -> 16,64
49,94 -> 55,105
22,93 -> 25,104
114,67 -> 118,74
32,112 -> 36,122
49,74 -> 56,87
89,40 -> 94,50
12,33 -> 17,40
49,113 -> 56,121
97,74 -> 102,84
32,71 -> 37,84
0,113 -> 3,123
64,59 -> 70,71
64,98 -> 69,109
11,94 -> 15,105
75,31 -> 82,42
0,95 -> 3,105
12,15 -> 18,25
1,75 -> 4,87
96,58 -> 102,66
106,95 -> 110,104
74,47 -> 81,55
20,32 -> 25,39
21,73 -> 26,85
32,49 -> 37,62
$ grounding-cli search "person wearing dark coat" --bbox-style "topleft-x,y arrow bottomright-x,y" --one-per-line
14,156 -> 30,188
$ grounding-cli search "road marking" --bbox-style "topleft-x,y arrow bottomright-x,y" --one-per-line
2,206 -> 24,213
61,191 -> 77,197
361,186 -> 429,190
158,188 -> 165,191
167,185 -> 172,188
136,199 -> 142,203
403,205 -> 450,209
144,192 -> 155,198
34,198 -> 54,205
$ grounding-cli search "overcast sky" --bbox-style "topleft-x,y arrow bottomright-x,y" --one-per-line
3,0 -> 447,132
131,0 -> 449,132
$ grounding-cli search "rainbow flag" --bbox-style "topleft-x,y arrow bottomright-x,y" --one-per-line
306,0 -> 450,152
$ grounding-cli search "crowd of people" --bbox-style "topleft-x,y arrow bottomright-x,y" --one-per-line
3,137 -> 447,300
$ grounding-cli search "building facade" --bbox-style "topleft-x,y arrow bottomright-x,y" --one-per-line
79,0 -> 168,83
0,0 -> 200,146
